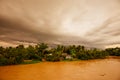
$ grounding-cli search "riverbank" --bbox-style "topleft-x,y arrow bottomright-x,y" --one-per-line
0,44 -> 120,66
1,56 -> 120,66
17,56 -> 120,66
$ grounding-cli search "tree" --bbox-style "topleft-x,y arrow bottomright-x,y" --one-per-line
35,43 -> 48,60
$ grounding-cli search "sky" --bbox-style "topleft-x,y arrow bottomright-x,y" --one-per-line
0,0 -> 120,48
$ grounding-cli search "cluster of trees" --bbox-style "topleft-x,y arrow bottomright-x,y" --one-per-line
0,43 -> 120,65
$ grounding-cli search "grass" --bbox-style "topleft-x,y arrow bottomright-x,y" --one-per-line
21,60 -> 41,64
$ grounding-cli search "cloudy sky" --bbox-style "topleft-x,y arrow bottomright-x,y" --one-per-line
0,0 -> 120,48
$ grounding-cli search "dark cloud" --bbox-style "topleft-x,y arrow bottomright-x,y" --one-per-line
85,15 -> 120,47
0,0 -> 120,48
0,16 -> 60,44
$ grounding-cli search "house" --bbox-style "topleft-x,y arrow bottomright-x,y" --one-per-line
65,55 -> 73,60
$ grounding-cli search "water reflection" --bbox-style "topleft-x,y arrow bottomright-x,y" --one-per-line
0,59 -> 120,80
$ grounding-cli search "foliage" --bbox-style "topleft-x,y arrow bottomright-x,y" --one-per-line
0,43 -> 120,66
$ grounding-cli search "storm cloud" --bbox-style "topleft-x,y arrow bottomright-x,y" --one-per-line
0,0 -> 120,48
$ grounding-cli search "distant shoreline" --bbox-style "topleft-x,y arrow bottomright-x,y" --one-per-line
0,43 -> 120,66
19,56 -> 120,65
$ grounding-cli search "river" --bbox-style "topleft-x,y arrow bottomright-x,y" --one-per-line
0,58 -> 120,80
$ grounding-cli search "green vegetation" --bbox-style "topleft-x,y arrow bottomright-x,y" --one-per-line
21,60 -> 41,64
0,43 -> 120,66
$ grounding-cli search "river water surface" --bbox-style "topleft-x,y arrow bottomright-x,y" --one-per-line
0,58 -> 120,80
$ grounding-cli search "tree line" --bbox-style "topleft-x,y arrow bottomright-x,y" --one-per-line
0,43 -> 120,65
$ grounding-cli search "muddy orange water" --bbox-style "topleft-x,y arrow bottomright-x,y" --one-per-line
0,59 -> 120,80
